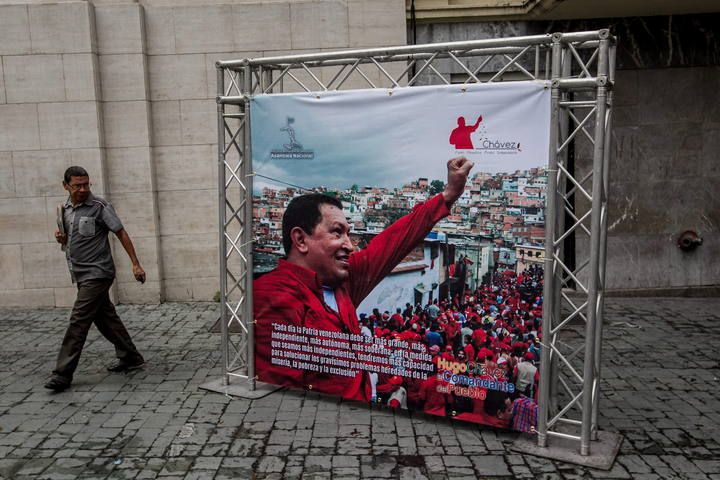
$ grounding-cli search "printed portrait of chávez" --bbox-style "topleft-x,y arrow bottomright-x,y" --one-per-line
254,157 -> 473,402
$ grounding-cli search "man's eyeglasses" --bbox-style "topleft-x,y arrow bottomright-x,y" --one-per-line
68,182 -> 92,191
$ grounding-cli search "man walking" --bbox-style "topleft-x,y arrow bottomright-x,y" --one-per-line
44,166 -> 146,392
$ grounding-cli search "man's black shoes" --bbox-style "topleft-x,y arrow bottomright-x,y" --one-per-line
106,359 -> 145,373
44,377 -> 71,392
44,358 -> 144,391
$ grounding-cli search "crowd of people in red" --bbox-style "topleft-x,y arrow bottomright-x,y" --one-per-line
360,264 -> 544,432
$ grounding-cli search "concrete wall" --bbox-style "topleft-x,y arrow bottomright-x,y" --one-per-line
0,0 -> 407,306
585,66 -> 719,291
413,15 -> 720,292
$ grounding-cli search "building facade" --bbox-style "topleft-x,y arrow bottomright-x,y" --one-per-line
0,0 -> 406,306
1,0 -> 717,306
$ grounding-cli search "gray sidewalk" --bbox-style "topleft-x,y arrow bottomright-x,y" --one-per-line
0,298 -> 719,479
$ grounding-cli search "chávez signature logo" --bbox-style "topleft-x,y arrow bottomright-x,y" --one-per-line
449,115 -> 521,155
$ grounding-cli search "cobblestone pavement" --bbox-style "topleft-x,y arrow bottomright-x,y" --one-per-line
0,298 -> 719,479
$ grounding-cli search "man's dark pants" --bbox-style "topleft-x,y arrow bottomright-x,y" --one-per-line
52,278 -> 143,382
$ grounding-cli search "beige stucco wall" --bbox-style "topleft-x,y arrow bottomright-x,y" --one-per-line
0,0 -> 407,306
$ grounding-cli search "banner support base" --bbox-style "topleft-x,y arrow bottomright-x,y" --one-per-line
511,430 -> 622,471
199,377 -> 283,400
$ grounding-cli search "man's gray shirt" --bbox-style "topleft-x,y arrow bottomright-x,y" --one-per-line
63,194 -> 124,284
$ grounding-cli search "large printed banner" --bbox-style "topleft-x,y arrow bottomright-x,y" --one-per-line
250,82 -> 550,431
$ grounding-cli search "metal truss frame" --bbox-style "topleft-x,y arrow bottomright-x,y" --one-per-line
215,30 -> 616,456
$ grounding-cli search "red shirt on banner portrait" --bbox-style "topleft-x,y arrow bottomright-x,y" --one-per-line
254,194 -> 450,402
